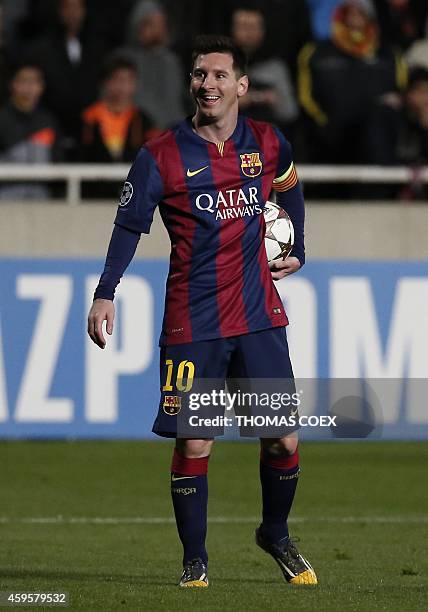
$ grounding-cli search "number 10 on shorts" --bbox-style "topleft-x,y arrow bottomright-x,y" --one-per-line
162,359 -> 195,393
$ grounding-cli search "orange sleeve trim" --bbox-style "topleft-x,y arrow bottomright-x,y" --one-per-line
82,101 -> 104,124
30,128 -> 56,147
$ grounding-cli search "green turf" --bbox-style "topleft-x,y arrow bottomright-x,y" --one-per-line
0,441 -> 427,611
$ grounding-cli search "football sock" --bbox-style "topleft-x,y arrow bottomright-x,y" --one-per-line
259,448 -> 300,543
171,448 -> 209,566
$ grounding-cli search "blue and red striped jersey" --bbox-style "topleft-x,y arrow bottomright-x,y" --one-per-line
115,115 -> 302,346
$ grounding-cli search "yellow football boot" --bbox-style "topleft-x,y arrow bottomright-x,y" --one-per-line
256,527 -> 318,585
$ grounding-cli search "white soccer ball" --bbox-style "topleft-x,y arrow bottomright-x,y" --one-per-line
263,200 -> 294,263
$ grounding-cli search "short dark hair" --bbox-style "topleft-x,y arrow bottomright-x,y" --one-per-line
232,0 -> 265,17
191,34 -> 247,76
408,67 -> 428,90
102,55 -> 137,81
9,61 -> 44,82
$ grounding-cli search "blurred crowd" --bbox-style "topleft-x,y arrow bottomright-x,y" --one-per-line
0,0 -> 428,199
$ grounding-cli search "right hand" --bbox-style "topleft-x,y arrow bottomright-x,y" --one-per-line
269,255 -> 301,280
87,298 -> 115,349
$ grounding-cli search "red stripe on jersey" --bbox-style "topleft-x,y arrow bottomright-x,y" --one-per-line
246,119 -> 280,201
255,213 -> 288,328
208,141 -> 249,337
147,132 -> 194,343
247,120 -> 288,328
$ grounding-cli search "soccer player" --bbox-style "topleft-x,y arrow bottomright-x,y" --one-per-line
87,35 -> 317,588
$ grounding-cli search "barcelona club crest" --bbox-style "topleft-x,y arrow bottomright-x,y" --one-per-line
163,395 -> 182,415
240,152 -> 263,178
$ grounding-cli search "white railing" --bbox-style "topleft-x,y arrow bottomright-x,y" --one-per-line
0,163 -> 427,205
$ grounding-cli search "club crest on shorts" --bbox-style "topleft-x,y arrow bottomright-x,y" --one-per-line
119,181 -> 133,206
163,395 -> 182,415
240,152 -> 263,177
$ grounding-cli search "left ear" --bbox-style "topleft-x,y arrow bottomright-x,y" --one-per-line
237,74 -> 249,98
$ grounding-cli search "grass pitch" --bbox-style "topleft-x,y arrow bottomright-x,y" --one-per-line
0,440 -> 427,611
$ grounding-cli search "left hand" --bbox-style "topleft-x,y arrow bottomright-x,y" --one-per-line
270,256 -> 301,280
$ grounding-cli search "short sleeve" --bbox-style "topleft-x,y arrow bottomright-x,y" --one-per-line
271,128 -> 298,193
114,147 -> 164,234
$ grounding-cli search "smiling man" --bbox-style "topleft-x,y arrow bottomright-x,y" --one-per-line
87,35 -> 316,588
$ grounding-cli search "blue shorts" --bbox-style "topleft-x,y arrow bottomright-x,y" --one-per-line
152,327 -> 295,438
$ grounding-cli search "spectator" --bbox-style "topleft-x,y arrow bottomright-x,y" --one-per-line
80,56 -> 160,199
254,0 -> 313,81
298,0 -> 407,165
163,0 -> 215,71
368,68 -> 428,199
29,0 -> 106,151
164,0 -> 314,80
11,0 -> 137,49
374,0 -> 428,52
0,63 -> 60,200
119,0 -> 187,129
231,5 -> 299,133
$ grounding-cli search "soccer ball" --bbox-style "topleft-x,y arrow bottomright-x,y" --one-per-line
263,200 -> 294,263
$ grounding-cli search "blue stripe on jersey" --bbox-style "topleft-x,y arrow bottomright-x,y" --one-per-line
174,129 -> 221,339
231,128 -> 272,331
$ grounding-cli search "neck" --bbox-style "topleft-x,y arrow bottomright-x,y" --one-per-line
11,97 -> 34,113
106,99 -> 132,114
192,108 -> 239,143
66,29 -> 79,40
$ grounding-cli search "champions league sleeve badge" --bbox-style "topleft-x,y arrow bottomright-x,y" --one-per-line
119,181 -> 134,206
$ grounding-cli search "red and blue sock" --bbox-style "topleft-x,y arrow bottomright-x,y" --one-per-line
171,448 -> 209,566
259,448 -> 300,544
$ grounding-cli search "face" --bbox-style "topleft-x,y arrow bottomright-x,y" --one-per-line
344,5 -> 369,30
10,67 -> 44,110
138,11 -> 168,48
190,52 -> 248,122
104,68 -> 136,103
407,81 -> 428,116
59,0 -> 86,33
232,10 -> 265,52
389,0 -> 408,8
